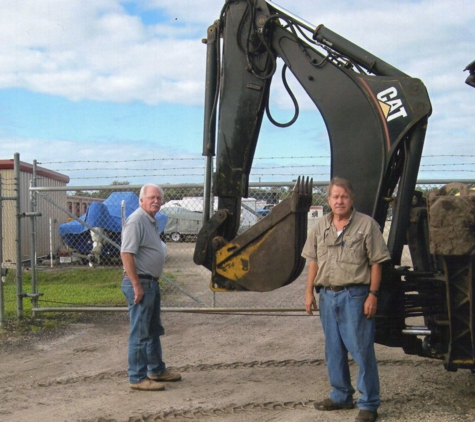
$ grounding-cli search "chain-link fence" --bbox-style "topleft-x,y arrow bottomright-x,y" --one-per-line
1,169 -> 471,321
30,183 -> 324,313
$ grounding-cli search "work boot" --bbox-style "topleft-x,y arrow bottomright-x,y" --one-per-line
355,409 -> 378,422
148,368 -> 182,382
130,379 -> 165,391
314,397 -> 354,411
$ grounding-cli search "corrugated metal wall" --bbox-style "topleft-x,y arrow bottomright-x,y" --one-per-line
31,176 -> 68,260
0,168 -> 67,263
0,168 -> 16,264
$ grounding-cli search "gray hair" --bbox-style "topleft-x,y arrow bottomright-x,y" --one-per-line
139,183 -> 164,199
327,177 -> 355,200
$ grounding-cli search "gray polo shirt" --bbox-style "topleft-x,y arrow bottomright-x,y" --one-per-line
121,206 -> 166,279
301,209 -> 390,287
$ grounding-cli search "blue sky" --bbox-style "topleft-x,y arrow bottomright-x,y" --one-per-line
0,0 -> 474,186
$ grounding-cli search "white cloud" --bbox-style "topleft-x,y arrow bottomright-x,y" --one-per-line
2,135 -> 206,185
0,0 -> 210,104
0,0 -> 474,182
144,0 -> 223,26
0,0 -> 472,107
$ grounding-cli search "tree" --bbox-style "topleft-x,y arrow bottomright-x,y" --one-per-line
73,181 -> 133,199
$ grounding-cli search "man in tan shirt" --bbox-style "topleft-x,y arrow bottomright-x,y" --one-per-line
302,177 -> 390,422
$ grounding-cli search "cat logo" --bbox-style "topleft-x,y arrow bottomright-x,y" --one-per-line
377,87 -> 408,122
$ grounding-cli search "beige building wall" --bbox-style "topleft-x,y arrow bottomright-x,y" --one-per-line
0,160 -> 69,264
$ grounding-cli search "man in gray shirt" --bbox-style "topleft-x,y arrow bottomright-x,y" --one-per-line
121,183 -> 181,391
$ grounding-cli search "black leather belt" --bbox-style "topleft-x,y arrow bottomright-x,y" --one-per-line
325,284 -> 363,292
137,274 -> 158,281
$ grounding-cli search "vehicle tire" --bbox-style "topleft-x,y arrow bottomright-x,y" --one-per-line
170,232 -> 182,242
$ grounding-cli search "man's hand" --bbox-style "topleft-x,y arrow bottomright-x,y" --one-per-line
305,290 -> 317,316
363,294 -> 378,319
305,260 -> 319,315
133,283 -> 145,304
121,252 -> 144,304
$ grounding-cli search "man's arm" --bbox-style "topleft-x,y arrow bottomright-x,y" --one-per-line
121,252 -> 144,304
363,262 -> 382,319
305,260 -> 319,316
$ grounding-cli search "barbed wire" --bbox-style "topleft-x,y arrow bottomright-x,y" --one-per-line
422,163 -> 475,167
423,169 -> 475,172
40,156 -> 332,165
422,155 -> 475,158
65,172 -> 333,180
56,164 -> 331,172
37,156 -> 475,182
58,170 -> 475,182
40,154 -> 475,165
54,163 -> 475,173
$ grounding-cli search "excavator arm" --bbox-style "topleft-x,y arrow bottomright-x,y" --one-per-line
194,0 -> 432,292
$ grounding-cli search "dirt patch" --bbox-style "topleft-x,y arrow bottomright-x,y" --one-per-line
1,310 -> 475,422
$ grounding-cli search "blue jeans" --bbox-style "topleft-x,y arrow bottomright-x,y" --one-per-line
122,277 -> 166,383
319,285 -> 380,411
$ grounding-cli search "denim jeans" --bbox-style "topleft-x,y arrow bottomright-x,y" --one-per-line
319,285 -> 380,411
122,276 -> 166,383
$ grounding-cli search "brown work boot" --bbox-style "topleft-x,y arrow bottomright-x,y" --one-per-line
355,409 -> 378,422
130,379 -> 165,391
314,397 -> 354,411
148,369 -> 182,382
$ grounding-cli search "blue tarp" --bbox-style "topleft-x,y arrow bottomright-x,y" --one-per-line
59,192 -> 168,255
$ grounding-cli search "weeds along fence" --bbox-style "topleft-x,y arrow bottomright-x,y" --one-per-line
0,158 -> 472,323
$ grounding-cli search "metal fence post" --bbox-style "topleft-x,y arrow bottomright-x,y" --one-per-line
0,174 -> 4,327
14,153 -> 23,319
30,161 -> 38,312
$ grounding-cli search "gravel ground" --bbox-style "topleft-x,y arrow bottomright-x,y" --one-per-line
1,309 -> 475,422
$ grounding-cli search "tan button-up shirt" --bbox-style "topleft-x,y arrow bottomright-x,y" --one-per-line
301,209 -> 390,287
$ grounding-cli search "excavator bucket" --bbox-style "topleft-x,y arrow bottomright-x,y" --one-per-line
195,177 -> 313,292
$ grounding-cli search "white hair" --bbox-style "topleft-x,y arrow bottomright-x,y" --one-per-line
139,184 -> 164,199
